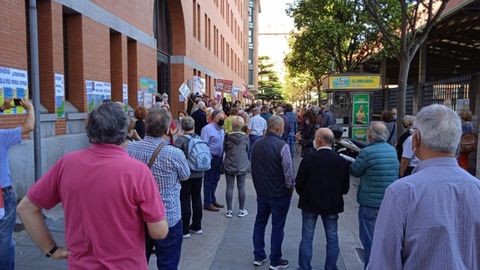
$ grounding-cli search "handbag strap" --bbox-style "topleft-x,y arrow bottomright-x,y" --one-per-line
387,123 -> 396,142
147,142 -> 166,169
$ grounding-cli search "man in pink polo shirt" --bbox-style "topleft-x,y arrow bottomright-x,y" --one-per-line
17,102 -> 169,270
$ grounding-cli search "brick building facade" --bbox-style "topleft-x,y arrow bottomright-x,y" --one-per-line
0,0 -> 259,196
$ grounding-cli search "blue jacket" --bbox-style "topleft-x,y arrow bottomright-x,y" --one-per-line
351,142 -> 399,208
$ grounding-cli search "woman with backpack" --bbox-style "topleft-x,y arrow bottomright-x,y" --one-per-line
223,116 -> 250,218
174,116 -> 205,239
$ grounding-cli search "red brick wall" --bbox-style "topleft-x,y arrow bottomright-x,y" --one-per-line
65,14 -> 85,112
127,40 -> 138,108
91,0 -> 154,35
83,18 -> 110,82
0,0 -> 28,129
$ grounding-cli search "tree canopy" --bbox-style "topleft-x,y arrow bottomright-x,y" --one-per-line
256,56 -> 284,103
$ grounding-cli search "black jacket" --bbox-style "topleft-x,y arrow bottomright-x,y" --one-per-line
191,109 -> 208,136
296,148 -> 350,215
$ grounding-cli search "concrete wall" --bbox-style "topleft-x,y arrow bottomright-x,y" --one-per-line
10,134 -> 89,198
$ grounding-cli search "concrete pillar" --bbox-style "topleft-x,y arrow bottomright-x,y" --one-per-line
414,44 -> 427,114
471,75 -> 480,178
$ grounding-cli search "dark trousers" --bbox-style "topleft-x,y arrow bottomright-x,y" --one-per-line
249,135 -> 262,160
180,177 -> 203,234
253,194 -> 292,265
146,220 -> 183,270
203,156 -> 222,206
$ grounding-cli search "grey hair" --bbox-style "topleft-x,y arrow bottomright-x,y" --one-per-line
415,104 -> 462,153
232,116 -> 245,132
87,102 -> 128,145
267,115 -> 284,132
181,116 -> 195,131
197,101 -> 206,110
146,108 -> 172,137
368,121 -> 389,142
403,115 -> 416,127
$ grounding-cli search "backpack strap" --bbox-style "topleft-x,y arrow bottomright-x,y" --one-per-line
148,142 -> 166,169
387,123 -> 396,143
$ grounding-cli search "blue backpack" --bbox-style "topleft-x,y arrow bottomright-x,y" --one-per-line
185,135 -> 212,171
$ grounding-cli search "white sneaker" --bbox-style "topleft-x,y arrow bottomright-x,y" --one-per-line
189,229 -> 203,235
225,210 -> 233,218
183,234 -> 191,239
238,209 -> 248,218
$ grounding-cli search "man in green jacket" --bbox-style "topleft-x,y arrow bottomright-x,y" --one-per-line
350,121 -> 399,269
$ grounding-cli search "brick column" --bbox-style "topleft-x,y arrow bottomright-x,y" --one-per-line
66,14 -> 86,111
127,40 -> 138,108
110,34 -> 127,102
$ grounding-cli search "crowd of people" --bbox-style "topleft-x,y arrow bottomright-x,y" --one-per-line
1,95 -> 480,270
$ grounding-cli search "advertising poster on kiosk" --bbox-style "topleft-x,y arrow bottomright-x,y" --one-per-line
352,127 -> 368,142
352,94 -> 370,125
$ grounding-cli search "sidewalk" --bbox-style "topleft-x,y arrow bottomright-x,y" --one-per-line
14,158 -> 365,270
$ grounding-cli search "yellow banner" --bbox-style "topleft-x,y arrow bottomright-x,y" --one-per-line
328,75 -> 381,90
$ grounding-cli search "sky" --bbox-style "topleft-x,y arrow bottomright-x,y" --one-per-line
258,0 -> 295,82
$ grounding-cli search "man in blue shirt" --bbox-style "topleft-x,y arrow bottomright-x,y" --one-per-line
369,104 -> 480,270
201,110 -> 226,211
0,99 -> 35,270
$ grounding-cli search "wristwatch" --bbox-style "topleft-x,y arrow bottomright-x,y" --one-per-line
45,244 -> 59,258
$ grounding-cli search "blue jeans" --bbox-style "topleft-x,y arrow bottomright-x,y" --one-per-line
249,135 -> 262,160
146,220 -> 183,270
203,156 -> 222,206
0,190 -> 16,270
298,210 -> 339,270
358,206 -> 379,269
253,194 -> 292,265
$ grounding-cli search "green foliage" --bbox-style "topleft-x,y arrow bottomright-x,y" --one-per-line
257,56 -> 285,102
283,70 -> 316,104
285,0 -> 382,75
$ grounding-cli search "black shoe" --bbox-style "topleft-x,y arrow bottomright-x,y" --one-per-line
212,202 -> 224,208
269,259 -> 289,270
204,204 -> 220,212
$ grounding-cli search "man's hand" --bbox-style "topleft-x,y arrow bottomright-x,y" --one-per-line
51,247 -> 70,260
20,99 -> 33,111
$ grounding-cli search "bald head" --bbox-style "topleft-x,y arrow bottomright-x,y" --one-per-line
314,128 -> 335,149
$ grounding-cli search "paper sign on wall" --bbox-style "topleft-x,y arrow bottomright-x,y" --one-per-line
55,74 -> 65,118
193,76 -> 206,94
87,80 -> 112,113
0,66 -> 29,114
122,84 -> 128,112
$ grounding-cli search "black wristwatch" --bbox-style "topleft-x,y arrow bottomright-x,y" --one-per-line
45,244 -> 59,258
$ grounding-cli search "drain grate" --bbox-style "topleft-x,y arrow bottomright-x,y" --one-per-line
355,248 -> 365,263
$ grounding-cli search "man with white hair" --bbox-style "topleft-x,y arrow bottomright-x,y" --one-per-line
191,101 -> 208,136
368,104 -> 480,269
350,121 -> 399,268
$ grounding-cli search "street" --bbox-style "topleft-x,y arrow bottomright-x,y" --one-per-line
14,157 -> 364,270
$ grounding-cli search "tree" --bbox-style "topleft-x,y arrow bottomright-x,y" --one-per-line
287,0 -> 381,73
365,0 -> 450,133
285,0 -> 382,104
257,56 -> 284,103
283,70 -> 316,106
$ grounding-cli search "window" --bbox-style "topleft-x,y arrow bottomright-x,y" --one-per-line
197,4 -> 201,41
204,14 -> 208,47
193,0 -> 196,38
208,17 -> 211,50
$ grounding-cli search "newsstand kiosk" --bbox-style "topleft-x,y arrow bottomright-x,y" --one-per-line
322,74 -> 382,142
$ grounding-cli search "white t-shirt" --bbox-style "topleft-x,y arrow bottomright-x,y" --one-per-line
402,136 -> 420,167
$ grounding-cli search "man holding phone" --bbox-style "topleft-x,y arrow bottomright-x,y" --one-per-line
0,99 -> 35,270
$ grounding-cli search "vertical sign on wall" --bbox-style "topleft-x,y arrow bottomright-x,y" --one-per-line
0,66 -> 29,114
87,80 -> 112,113
55,74 -> 65,118
122,83 -> 128,112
